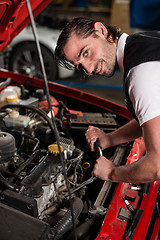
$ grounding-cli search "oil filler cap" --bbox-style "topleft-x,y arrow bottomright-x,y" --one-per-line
48,144 -> 64,155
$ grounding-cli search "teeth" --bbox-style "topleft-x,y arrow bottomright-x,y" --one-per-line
98,64 -> 101,73
97,66 -> 101,74
99,63 -> 102,74
95,62 -> 102,74
96,66 -> 100,74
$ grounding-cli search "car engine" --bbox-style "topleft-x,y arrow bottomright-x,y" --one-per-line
0,84 -> 131,240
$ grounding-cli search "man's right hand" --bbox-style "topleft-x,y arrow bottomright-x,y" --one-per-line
85,126 -> 109,151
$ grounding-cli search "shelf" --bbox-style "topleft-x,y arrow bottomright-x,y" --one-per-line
51,6 -> 111,13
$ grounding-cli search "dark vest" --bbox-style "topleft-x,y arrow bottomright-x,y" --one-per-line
123,31 -> 160,122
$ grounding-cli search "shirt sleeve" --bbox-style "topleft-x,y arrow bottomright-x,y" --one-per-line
128,61 -> 160,126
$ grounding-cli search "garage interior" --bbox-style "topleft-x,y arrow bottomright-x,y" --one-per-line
38,0 -> 130,106
0,0 -> 130,106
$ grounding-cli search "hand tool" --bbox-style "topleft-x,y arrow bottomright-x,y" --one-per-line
94,138 -> 103,156
66,138 -> 102,196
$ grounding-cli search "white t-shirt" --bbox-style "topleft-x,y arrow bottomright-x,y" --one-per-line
117,33 -> 160,126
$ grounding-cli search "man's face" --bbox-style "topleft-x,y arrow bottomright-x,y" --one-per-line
63,23 -> 118,77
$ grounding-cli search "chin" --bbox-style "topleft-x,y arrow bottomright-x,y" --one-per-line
104,71 -> 115,78
108,68 -> 116,77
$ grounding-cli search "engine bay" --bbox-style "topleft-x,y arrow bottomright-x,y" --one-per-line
0,81 -> 145,240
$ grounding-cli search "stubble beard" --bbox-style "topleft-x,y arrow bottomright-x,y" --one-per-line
102,60 -> 117,78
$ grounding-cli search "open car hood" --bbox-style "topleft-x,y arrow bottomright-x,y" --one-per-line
0,0 -> 52,51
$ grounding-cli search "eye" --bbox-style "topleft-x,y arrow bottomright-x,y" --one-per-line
83,50 -> 88,57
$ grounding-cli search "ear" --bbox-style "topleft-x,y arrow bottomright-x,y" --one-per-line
94,22 -> 108,39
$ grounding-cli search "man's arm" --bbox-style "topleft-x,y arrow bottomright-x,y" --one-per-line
86,119 -> 142,151
93,116 -> 160,183
108,118 -> 142,146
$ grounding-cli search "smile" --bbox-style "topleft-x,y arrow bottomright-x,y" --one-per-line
96,61 -> 103,75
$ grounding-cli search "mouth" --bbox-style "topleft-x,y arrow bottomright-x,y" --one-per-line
95,61 -> 103,75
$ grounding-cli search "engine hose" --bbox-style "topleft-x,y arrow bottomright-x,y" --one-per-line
0,172 -> 20,192
51,197 -> 83,240
66,218 -> 95,240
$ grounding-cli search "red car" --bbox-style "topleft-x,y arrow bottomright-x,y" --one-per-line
0,1 -> 159,240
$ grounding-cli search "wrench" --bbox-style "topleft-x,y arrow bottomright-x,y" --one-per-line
66,138 -> 102,196
94,138 -> 103,156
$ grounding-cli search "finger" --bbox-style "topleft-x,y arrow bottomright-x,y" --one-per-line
86,126 -> 97,135
86,132 -> 97,144
91,170 -> 98,178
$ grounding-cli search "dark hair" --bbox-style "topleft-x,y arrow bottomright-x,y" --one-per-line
55,17 -> 121,69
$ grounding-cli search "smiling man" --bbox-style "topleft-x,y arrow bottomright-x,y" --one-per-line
63,22 -> 118,77
55,18 -> 121,77
55,17 -> 160,184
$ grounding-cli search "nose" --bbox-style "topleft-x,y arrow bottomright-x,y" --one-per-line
80,59 -> 94,75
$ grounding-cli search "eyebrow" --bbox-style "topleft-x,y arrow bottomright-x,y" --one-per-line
78,47 -> 85,58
